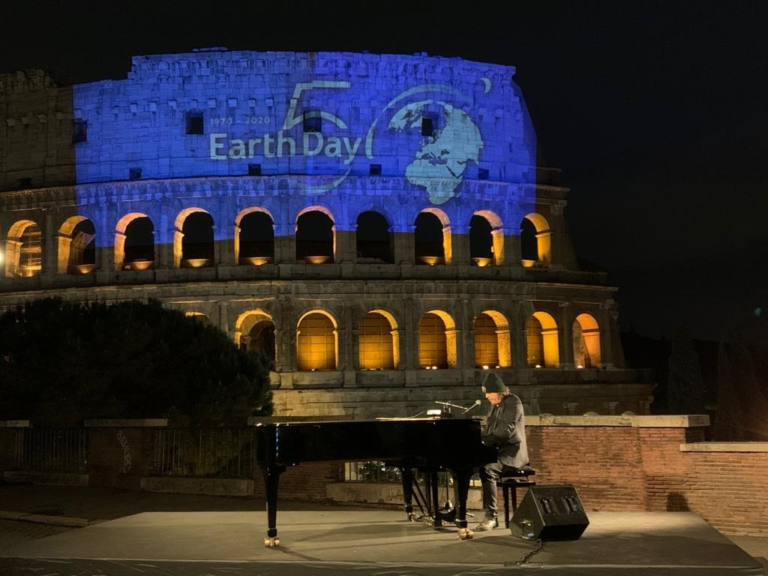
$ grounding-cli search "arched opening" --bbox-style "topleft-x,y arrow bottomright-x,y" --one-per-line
359,311 -> 398,369
473,210 -> 504,265
573,313 -> 601,368
180,211 -> 215,268
248,321 -> 276,368
5,220 -> 42,278
526,311 -> 559,367
356,211 -> 392,263
470,215 -> 493,266
520,213 -> 551,267
57,216 -> 96,274
123,216 -> 155,270
297,311 -> 337,370
418,310 -> 456,369
414,212 -> 446,265
185,312 -> 212,325
296,209 -> 334,264
237,209 -> 274,265
68,220 -> 96,274
474,311 -> 512,368
236,310 -> 276,370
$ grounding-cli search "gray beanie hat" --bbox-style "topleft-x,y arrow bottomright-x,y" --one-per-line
481,372 -> 506,394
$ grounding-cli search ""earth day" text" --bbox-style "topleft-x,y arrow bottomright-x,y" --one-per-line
210,132 -> 361,164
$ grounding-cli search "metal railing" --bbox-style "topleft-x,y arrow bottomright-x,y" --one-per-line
14,428 -> 88,472
345,461 -> 403,483
154,428 -> 255,478
345,461 -> 481,487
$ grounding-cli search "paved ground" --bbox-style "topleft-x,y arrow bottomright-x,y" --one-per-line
0,484 -> 766,575
0,519 -> 71,557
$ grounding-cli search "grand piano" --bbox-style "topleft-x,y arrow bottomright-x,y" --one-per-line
254,416 -> 496,546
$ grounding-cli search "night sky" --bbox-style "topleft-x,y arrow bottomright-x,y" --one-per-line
2,0 -> 766,343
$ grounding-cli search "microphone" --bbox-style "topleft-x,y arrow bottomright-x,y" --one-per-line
435,401 -> 465,410
462,399 -> 482,414
435,400 -> 482,414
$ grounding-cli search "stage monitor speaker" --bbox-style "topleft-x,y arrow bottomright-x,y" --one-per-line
510,484 -> 589,541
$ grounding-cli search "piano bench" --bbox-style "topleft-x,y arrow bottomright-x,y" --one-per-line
500,466 -> 536,529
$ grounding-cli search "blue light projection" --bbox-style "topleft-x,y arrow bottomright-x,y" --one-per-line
70,51 -> 537,243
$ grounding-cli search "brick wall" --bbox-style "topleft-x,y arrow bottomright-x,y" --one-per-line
252,462 -> 344,501
524,416 -> 768,536
682,445 -> 768,536
528,424 -> 647,511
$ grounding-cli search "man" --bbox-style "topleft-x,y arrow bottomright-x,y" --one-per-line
476,372 -> 529,531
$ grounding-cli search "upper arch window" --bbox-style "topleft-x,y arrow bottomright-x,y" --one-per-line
237,209 -> 274,265
356,212 -> 392,263
520,213 -> 551,267
469,216 -> 493,267
472,211 -> 504,266
58,217 -> 96,275
117,215 -> 155,271
296,209 -> 334,264
415,211 -> 451,265
573,313 -> 601,368
182,212 -> 214,267
526,311 -> 559,367
174,209 -> 214,268
5,220 -> 42,278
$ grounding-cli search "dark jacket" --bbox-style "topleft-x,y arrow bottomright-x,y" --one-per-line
482,393 -> 529,468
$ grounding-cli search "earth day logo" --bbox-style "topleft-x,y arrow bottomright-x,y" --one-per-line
209,81 -> 486,204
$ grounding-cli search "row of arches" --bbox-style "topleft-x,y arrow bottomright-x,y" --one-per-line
210,309 -> 602,371
3,208 -> 552,277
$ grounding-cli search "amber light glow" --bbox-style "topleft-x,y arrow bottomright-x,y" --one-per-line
297,312 -> 337,371
182,258 -> 211,269
574,313 -> 601,368
75,264 -> 96,274
129,260 -> 153,271
305,255 -> 331,264
526,311 -> 560,367
358,312 -> 396,369
242,256 -> 272,266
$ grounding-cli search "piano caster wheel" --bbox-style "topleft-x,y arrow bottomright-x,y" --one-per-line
264,536 -> 280,547
458,528 -> 474,540
407,512 -> 418,522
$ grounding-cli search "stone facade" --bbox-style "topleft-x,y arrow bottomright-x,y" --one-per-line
0,50 -> 654,418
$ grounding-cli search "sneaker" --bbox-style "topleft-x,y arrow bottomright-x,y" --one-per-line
475,515 -> 498,531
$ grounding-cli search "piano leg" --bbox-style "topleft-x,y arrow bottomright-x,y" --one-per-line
429,471 -> 442,527
262,465 -> 285,547
401,467 -> 417,521
453,469 -> 474,540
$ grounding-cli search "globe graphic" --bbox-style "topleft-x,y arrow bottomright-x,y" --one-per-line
389,101 -> 483,204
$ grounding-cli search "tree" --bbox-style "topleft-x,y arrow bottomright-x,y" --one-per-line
719,337 -> 768,441
0,298 -> 272,426
666,326 -> 705,414
713,343 -> 736,440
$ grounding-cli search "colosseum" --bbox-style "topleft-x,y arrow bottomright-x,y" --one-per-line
0,49 -> 654,418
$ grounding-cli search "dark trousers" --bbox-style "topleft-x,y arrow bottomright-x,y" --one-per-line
479,461 -> 517,517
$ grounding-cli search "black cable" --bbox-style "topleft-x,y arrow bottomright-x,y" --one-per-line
506,538 -> 544,566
